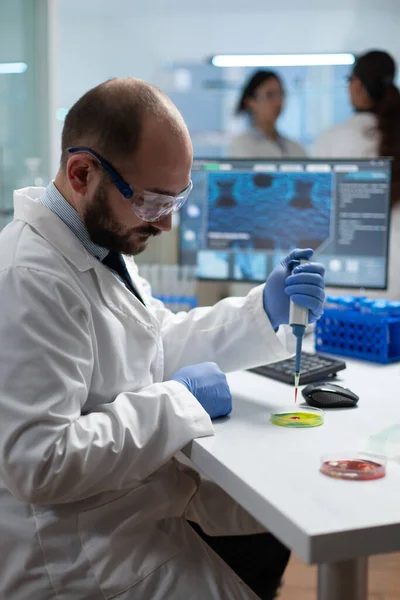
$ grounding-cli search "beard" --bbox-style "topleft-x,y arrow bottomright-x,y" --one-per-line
83,182 -> 161,255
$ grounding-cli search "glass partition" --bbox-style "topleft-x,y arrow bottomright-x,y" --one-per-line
0,0 -> 49,229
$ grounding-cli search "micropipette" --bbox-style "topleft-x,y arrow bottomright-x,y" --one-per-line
289,295 -> 308,403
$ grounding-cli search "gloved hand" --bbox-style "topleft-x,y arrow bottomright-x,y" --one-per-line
263,248 -> 325,330
171,362 -> 232,419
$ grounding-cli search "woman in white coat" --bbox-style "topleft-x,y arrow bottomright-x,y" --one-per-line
228,70 -> 307,159
314,50 -> 400,299
0,78 -> 325,600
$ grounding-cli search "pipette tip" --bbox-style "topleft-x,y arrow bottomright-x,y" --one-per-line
294,372 -> 300,403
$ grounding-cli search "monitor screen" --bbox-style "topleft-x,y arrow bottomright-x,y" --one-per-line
179,158 -> 392,289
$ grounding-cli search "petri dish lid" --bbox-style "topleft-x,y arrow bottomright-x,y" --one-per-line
270,405 -> 324,428
320,452 -> 386,481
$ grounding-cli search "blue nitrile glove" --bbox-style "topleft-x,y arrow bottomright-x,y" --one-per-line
171,362 -> 232,419
263,248 -> 325,330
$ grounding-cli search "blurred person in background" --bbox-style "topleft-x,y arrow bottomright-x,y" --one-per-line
228,70 -> 307,158
315,50 -> 400,299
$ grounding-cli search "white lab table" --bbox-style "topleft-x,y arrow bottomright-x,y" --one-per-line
188,341 -> 400,600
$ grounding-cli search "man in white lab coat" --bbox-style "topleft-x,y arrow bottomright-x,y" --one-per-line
0,78 -> 325,600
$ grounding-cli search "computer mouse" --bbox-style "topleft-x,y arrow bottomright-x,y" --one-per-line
302,382 -> 359,409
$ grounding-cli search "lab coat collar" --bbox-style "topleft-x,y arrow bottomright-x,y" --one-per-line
13,187 -> 154,324
251,127 -> 287,153
13,187 -> 95,272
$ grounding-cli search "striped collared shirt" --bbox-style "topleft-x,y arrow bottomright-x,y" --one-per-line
40,182 -> 144,302
40,182 -> 109,261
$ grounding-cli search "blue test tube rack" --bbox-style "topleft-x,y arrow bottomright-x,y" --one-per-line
154,295 -> 198,313
316,296 -> 400,363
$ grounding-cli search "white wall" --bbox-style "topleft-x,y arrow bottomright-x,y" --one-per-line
0,1 -> 24,60
50,0 -> 400,298
51,0 -> 400,173
57,0 -> 400,96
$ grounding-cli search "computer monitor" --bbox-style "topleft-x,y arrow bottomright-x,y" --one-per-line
179,158 -> 392,289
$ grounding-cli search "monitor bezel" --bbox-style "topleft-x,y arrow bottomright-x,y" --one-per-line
179,157 -> 392,291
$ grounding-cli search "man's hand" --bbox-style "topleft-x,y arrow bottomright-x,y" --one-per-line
263,248 -> 325,330
171,362 -> 232,419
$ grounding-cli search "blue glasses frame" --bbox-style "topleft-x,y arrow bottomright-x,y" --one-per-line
67,146 -> 193,222
67,147 -> 135,199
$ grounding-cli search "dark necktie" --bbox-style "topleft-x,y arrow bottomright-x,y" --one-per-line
101,251 -> 145,305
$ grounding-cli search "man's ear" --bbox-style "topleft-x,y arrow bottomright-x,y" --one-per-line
67,155 -> 94,194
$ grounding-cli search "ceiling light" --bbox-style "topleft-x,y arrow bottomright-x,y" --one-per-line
0,62 -> 28,74
210,54 -> 355,68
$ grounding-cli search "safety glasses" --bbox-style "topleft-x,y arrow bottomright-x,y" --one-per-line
67,147 -> 193,222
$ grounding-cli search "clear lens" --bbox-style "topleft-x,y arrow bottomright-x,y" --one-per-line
130,181 -> 192,222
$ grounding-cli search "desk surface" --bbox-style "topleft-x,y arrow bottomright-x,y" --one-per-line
189,343 -> 400,564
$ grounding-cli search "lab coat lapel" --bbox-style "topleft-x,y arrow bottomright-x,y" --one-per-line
92,262 -> 165,385
14,188 -> 159,334
92,260 -> 159,333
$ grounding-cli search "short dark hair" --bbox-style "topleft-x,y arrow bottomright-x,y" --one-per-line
60,78 -> 168,168
236,70 -> 282,114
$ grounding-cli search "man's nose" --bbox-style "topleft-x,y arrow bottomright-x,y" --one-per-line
153,213 -> 173,231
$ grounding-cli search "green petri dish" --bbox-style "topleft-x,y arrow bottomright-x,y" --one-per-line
270,406 -> 324,428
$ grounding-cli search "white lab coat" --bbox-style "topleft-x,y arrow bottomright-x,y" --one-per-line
0,187 -> 290,600
313,112 -> 379,158
228,129 -> 307,158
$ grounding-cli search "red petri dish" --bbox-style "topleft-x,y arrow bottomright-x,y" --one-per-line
320,456 -> 386,481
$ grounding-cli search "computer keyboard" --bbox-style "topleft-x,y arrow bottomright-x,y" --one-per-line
248,352 -> 346,385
